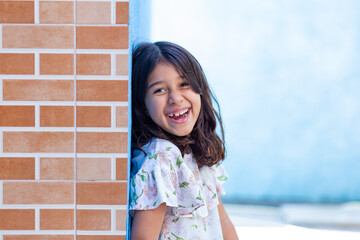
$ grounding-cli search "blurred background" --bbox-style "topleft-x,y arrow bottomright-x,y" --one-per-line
148,0 -> 360,204
130,0 -> 360,237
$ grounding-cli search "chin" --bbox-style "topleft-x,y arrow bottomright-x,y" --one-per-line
169,129 -> 193,137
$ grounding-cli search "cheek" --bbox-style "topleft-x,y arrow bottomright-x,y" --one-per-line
145,97 -> 162,119
195,94 -> 202,109
192,94 -> 202,119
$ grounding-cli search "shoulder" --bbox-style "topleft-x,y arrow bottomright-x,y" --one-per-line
144,138 -> 180,154
133,138 -> 182,173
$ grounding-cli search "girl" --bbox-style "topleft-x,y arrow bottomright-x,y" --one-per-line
130,41 -> 238,240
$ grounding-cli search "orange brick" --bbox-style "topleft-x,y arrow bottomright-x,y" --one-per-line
3,79 -> 74,101
40,158 -> 74,180
4,236 -> 74,240
40,106 -> 74,127
76,26 -> 128,49
116,106 -> 128,127
3,131 -> 74,153
77,106 -> 111,127
0,53 -> 34,75
0,106 -> 35,127
77,132 -> 127,153
40,209 -> 74,230
77,237 -> 125,240
77,158 -> 111,180
0,2 -> 34,23
77,182 -> 127,205
116,158 -> 127,181
3,182 -> 74,204
0,209 -> 35,230
77,1 -> 111,24
0,157 -> 35,180
40,1 -> 74,24
76,54 -> 111,75
40,54 -> 74,75
116,209 -> 127,231
116,2 -> 129,24
3,25 -> 74,49
76,80 -> 128,102
77,210 -> 111,230
116,54 -> 129,75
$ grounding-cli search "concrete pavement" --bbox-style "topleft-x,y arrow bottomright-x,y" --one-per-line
224,203 -> 360,239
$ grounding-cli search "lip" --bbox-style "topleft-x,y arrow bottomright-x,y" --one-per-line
165,107 -> 190,116
166,108 -> 190,124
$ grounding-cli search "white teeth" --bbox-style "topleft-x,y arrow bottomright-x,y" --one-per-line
168,109 -> 189,118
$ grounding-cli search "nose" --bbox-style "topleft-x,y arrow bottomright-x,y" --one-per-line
168,90 -> 183,105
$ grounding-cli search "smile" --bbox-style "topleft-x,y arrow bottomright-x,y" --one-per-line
167,109 -> 189,122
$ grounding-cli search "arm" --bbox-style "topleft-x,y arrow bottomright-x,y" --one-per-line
218,197 -> 239,240
131,203 -> 167,240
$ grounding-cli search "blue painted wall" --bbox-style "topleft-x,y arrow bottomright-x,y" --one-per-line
128,1 -> 151,238
150,0 -> 360,203
129,0 -> 152,46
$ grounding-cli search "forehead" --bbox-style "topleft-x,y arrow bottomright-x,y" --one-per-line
147,62 -> 182,85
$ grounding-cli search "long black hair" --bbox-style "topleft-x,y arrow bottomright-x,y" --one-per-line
132,41 -> 225,167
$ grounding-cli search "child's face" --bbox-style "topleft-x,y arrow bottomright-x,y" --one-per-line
145,62 -> 201,137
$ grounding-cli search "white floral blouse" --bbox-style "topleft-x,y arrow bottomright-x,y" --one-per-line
129,138 -> 229,240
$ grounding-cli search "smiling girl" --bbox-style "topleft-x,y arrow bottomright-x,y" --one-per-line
130,41 -> 238,240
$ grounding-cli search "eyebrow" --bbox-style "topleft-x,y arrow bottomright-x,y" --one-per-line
147,81 -> 163,90
147,76 -> 185,90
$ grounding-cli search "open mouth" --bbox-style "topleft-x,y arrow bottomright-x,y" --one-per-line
167,109 -> 189,121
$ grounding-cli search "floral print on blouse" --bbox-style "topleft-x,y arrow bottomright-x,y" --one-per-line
129,138 -> 229,240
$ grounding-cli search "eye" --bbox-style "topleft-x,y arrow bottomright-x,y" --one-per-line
153,88 -> 165,94
180,82 -> 190,88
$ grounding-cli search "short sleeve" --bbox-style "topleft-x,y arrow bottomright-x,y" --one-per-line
129,139 -> 180,211
211,163 -> 229,196
129,139 -> 215,218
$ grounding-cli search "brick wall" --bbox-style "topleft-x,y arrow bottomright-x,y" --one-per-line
0,1 -> 129,239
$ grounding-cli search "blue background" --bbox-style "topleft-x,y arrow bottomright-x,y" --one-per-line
137,0 -> 360,203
